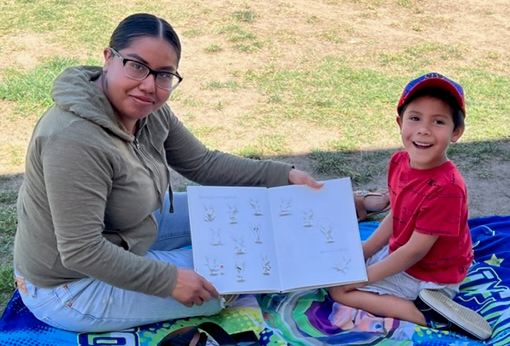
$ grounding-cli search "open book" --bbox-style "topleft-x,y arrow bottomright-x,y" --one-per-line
187,178 -> 367,294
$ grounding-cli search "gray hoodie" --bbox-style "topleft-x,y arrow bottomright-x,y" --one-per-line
14,66 -> 291,297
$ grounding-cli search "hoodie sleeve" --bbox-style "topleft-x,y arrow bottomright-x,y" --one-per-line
159,106 -> 293,187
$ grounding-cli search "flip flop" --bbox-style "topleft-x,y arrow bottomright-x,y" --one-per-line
354,189 -> 390,222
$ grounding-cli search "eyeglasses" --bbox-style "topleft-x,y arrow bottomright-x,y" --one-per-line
109,48 -> 183,91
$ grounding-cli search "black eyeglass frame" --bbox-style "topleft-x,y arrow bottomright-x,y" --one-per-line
109,48 -> 183,91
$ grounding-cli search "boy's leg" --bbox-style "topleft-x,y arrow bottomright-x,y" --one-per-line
415,289 -> 492,340
329,288 -> 424,324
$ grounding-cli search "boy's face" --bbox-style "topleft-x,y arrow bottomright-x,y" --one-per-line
397,95 -> 464,170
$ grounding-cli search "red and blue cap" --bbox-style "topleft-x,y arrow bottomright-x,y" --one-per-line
397,72 -> 465,116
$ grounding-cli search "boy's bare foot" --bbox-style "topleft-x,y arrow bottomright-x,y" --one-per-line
354,189 -> 390,222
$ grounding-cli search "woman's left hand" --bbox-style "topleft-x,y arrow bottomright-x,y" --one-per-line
288,168 -> 324,189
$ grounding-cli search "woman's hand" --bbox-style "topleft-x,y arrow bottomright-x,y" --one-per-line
288,168 -> 323,189
171,268 -> 220,307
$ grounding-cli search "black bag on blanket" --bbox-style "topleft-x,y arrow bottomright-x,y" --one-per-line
157,321 -> 261,346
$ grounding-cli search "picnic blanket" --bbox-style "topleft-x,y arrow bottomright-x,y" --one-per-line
1,216 -> 509,346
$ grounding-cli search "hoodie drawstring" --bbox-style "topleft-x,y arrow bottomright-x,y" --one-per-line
168,183 -> 174,213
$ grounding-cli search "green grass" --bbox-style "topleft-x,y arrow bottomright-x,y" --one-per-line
203,80 -> 240,91
0,191 -> 17,310
310,149 -> 392,185
204,44 -> 223,53
246,62 -> 510,152
0,56 -> 83,118
0,1 -> 166,53
232,10 -> 257,23
4,56 -> 510,154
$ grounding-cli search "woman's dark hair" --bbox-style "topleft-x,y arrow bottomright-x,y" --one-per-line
109,13 -> 181,62
398,87 -> 465,131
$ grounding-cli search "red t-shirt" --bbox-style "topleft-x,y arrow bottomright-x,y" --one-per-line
387,150 -> 473,284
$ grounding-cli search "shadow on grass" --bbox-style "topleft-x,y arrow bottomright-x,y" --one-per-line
271,138 -> 510,187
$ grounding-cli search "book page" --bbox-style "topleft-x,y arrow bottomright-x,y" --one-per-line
269,178 -> 367,291
187,186 -> 282,294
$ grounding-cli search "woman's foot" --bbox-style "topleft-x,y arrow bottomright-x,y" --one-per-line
354,189 -> 390,222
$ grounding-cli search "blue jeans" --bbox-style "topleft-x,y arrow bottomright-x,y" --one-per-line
15,192 -> 224,333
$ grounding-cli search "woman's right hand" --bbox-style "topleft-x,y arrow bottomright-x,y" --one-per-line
171,268 -> 220,307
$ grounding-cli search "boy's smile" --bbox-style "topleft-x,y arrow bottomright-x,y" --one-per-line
397,95 -> 464,170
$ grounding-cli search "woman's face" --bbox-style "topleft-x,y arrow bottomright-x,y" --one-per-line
101,36 -> 179,133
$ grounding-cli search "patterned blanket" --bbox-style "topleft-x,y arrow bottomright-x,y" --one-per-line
1,216 -> 509,346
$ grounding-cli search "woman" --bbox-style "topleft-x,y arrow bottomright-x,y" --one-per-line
13,13 -> 388,333
12,13 -> 323,333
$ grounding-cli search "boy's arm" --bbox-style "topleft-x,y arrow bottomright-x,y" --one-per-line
366,231 -> 438,284
362,212 -> 393,260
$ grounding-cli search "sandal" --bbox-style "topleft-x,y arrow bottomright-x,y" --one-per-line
354,189 -> 390,222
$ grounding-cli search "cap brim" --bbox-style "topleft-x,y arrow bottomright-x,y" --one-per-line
398,78 -> 465,115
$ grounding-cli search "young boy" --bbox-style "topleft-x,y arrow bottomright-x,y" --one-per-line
329,72 -> 492,340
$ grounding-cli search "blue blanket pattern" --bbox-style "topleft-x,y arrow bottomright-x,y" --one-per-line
1,216 -> 509,346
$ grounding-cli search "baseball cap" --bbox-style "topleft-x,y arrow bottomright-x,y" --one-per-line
397,72 -> 465,116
